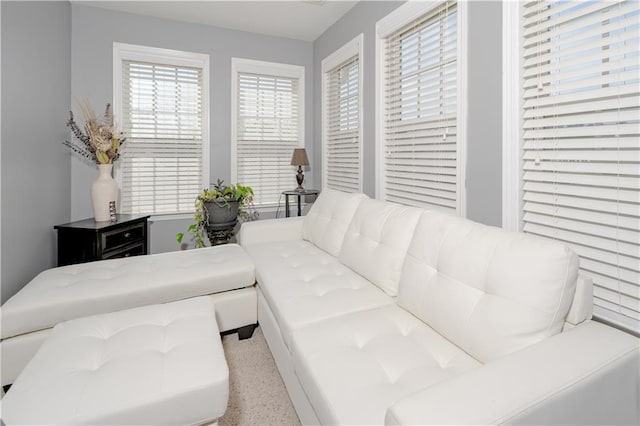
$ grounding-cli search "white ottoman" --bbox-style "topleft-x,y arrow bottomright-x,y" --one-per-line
2,297 -> 229,425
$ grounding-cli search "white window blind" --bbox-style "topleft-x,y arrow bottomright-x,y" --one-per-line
381,1 -> 459,211
324,54 -> 361,192
236,72 -> 300,206
521,0 -> 640,332
121,60 -> 204,215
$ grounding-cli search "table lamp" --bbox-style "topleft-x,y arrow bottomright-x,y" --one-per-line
291,148 -> 309,191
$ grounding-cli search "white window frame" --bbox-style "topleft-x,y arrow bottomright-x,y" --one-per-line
502,1 -> 521,232
230,58 -> 305,209
375,0 -> 467,215
112,42 -> 210,220
321,33 -> 364,193
502,2 -> 640,335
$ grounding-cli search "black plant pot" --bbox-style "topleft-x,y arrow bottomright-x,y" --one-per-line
204,199 -> 240,230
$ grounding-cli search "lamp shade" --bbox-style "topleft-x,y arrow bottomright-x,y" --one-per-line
290,148 -> 309,166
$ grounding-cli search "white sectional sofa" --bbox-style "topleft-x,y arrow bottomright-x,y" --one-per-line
238,189 -> 640,425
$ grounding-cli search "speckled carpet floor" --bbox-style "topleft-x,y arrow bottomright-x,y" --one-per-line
220,327 -> 301,426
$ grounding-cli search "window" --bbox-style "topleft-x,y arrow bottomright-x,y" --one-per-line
113,43 -> 209,216
321,34 -> 363,193
505,1 -> 639,333
231,59 -> 305,207
376,0 -> 466,213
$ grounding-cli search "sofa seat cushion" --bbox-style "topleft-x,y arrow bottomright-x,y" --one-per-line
290,305 -> 481,425
2,297 -> 229,425
399,211 -> 579,363
339,199 -> 422,296
244,240 -> 393,349
1,244 -> 255,339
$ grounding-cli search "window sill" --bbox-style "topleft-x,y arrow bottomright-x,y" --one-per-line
147,213 -> 194,222
141,201 -> 311,222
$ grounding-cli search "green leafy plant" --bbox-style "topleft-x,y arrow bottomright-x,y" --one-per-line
177,179 -> 257,248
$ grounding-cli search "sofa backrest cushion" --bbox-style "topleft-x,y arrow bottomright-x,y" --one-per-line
302,189 -> 368,257
398,211 -> 579,363
339,199 -> 422,296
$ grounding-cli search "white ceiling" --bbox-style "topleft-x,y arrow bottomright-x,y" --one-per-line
74,1 -> 359,42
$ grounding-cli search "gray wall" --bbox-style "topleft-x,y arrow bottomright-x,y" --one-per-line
1,1 -> 71,302
313,0 -> 502,226
465,1 -> 502,226
70,4 -> 314,253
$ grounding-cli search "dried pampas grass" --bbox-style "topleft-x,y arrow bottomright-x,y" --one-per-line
64,98 -> 125,165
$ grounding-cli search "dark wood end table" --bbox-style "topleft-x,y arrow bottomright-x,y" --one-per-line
54,214 -> 150,266
282,189 -> 320,217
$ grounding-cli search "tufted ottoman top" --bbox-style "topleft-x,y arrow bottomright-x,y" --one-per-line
1,244 -> 255,339
2,297 -> 229,425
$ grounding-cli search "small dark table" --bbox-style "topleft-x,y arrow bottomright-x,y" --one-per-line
54,214 -> 150,266
282,189 -> 320,217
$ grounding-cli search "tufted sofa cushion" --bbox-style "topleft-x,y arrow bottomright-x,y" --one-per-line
291,305 -> 481,425
1,297 -> 229,425
398,211 -> 579,363
1,244 -> 255,339
302,188 -> 368,257
339,199 -> 422,296
244,240 -> 393,349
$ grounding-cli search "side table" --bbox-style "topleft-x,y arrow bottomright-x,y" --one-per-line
282,189 -> 320,217
54,214 -> 150,266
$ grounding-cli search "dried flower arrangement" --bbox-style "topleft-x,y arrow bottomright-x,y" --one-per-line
64,100 -> 125,164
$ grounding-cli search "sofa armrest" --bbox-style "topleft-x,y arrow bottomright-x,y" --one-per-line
385,321 -> 639,426
565,274 -> 593,328
237,217 -> 305,246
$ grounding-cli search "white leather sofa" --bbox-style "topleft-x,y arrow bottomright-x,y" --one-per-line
238,189 -> 640,425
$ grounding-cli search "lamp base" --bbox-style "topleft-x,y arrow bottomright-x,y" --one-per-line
296,166 -> 304,191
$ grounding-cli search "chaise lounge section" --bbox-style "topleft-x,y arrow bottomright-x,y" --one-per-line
238,188 -> 640,425
1,244 -> 257,386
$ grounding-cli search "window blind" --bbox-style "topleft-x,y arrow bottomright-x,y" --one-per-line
325,54 -> 361,192
521,0 -> 640,332
236,73 -> 300,206
121,60 -> 204,215
382,1 -> 459,210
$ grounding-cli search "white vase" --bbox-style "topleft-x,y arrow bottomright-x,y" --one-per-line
91,164 -> 118,222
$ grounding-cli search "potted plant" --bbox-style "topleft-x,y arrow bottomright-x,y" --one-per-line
177,179 -> 257,248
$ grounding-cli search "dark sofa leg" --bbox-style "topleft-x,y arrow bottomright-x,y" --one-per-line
238,323 -> 257,340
